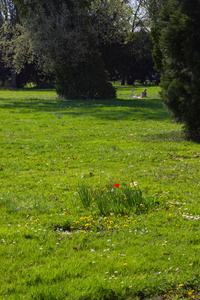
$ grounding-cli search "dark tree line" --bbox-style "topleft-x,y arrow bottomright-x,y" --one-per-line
0,0 -> 155,97
2,0 -> 200,134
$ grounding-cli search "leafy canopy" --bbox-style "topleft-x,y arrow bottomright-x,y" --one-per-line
157,0 -> 200,134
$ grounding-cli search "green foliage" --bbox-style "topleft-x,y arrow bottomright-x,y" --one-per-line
157,0 -> 200,134
78,183 -> 158,216
91,0 -> 132,44
55,52 -> 116,99
147,0 -> 169,74
10,0 -> 117,98
150,26 -> 163,73
78,185 -> 93,208
146,0 -> 169,22
1,0 -> 155,95
125,29 -> 154,84
13,0 -> 32,17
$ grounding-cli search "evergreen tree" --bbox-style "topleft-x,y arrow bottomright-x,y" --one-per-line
156,0 -> 200,134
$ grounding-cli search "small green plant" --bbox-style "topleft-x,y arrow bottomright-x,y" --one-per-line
77,184 -> 93,208
77,182 -> 159,216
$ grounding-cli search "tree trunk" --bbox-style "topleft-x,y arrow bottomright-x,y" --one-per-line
11,71 -> 17,88
121,74 -> 125,85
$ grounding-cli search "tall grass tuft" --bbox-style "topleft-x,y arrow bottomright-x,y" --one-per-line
77,183 -> 159,216
77,184 -> 93,208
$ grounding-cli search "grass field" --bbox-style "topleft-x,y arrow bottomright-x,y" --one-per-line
0,85 -> 199,299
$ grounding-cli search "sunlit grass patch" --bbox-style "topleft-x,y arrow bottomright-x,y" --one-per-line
0,86 -> 200,299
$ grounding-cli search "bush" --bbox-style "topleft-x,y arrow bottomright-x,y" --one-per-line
55,52 -> 116,99
158,0 -> 200,134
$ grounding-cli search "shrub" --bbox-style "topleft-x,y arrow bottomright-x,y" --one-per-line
157,0 -> 200,134
55,52 -> 116,100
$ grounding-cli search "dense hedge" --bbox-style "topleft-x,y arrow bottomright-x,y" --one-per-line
55,52 -> 116,100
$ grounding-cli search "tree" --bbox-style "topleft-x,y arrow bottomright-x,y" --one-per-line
157,0 -> 200,134
0,0 -> 19,24
90,0 -> 132,83
144,0 -> 169,84
9,0 -> 115,98
145,0 -> 169,23
0,0 -> 20,87
91,0 -> 132,44
91,0 -> 155,85
1,0 -> 154,94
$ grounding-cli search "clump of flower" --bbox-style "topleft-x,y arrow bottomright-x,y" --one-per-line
77,181 -> 159,216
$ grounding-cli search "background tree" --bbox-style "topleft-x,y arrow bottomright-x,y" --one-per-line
145,0 -> 169,22
12,0 -> 116,98
90,0 -> 131,84
91,0 -> 155,85
0,0 -> 53,87
145,0 -> 169,82
0,0 -> 20,87
0,5 -> 8,85
1,0 -> 155,94
124,29 -> 154,85
156,0 -> 200,134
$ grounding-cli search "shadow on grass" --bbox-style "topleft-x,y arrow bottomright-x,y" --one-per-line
146,130 -> 185,143
0,93 -> 170,121
62,98 -> 169,121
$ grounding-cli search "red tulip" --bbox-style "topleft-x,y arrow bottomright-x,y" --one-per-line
114,183 -> 120,187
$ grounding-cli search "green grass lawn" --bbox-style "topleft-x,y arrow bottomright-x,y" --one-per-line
0,85 -> 199,299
